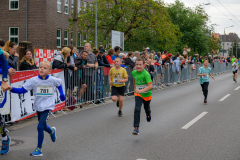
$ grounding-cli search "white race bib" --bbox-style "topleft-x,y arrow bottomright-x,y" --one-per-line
113,78 -> 123,84
136,85 -> 148,93
202,73 -> 209,79
36,85 -> 53,96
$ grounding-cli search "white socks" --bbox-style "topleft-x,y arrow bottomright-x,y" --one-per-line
2,135 -> 8,141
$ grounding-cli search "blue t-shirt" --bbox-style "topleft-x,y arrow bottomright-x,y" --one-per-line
111,54 -> 119,60
198,66 -> 211,84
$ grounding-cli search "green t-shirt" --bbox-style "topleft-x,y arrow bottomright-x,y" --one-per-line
198,66 -> 211,84
132,69 -> 152,98
231,58 -> 236,64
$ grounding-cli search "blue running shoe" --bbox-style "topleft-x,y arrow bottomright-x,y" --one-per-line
30,147 -> 42,156
147,113 -> 151,122
1,136 -> 11,155
50,127 -> 57,142
132,127 -> 139,135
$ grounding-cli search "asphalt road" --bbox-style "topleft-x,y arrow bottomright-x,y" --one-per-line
2,72 -> 240,160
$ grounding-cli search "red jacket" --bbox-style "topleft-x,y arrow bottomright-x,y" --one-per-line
106,55 -> 114,64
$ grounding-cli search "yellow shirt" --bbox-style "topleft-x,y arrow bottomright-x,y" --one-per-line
109,67 -> 128,87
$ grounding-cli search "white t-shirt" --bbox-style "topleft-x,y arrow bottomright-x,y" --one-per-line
23,75 -> 62,111
232,62 -> 238,71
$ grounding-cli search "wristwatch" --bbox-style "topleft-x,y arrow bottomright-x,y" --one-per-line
2,78 -> 8,82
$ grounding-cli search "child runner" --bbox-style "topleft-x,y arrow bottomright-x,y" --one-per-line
9,61 -> 65,156
132,57 -> 153,135
0,39 -> 13,155
109,57 -> 128,117
198,59 -> 215,103
232,59 -> 238,83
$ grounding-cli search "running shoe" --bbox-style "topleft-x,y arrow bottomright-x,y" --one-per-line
116,101 -> 119,107
146,113 -> 151,122
50,127 -> 57,142
1,136 -> 11,155
204,98 -> 207,103
132,127 -> 139,135
233,77 -> 235,82
118,111 -> 123,117
30,148 -> 42,157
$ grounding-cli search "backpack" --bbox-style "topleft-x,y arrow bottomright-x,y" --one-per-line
65,96 -> 76,110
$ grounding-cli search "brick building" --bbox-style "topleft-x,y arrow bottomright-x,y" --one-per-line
0,0 -> 94,50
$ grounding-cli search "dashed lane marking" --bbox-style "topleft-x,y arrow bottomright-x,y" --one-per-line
219,94 -> 231,101
234,86 -> 240,90
181,112 -> 208,129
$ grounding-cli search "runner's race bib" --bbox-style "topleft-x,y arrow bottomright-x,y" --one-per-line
136,85 -> 148,93
113,78 -> 123,84
202,73 -> 209,79
36,85 -> 53,96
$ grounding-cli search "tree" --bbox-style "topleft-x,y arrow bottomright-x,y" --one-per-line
70,0 -> 180,51
228,40 -> 240,58
167,0 -> 213,55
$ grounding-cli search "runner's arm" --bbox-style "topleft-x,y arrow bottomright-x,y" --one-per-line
57,84 -> 65,101
138,83 -> 152,94
10,87 -> 28,94
209,73 -> 215,80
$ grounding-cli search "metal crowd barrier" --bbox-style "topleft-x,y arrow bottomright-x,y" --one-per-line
64,61 -> 232,108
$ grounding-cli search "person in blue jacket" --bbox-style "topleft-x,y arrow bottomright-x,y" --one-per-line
0,39 -> 14,155
9,61 -> 66,157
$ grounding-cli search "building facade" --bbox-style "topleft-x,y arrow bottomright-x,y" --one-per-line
219,33 -> 240,57
0,0 -> 94,50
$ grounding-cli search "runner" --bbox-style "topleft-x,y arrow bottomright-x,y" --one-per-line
132,57 -> 153,135
9,61 -> 66,156
198,59 -> 215,103
0,39 -> 12,155
109,57 -> 128,117
232,59 -> 238,83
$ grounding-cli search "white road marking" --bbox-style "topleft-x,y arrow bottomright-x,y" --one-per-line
234,86 -> 240,90
219,94 -> 231,101
137,159 -> 147,160
181,112 -> 208,129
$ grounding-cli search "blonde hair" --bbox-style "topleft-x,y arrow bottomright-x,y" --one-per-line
40,61 -> 52,70
179,56 -> 183,60
3,51 -> 9,60
61,47 -> 71,59
3,41 -> 16,52
149,53 -> 154,59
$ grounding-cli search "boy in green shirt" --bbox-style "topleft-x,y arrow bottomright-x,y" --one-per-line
198,59 -> 215,103
132,57 -> 153,135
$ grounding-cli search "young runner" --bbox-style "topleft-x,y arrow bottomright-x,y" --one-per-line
198,59 -> 215,103
0,39 -> 13,155
109,57 -> 128,117
132,57 -> 153,135
9,61 -> 65,156
232,59 -> 238,83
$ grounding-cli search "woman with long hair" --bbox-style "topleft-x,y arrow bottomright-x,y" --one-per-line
3,41 -> 19,70
19,49 -> 37,71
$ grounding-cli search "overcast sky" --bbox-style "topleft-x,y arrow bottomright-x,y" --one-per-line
163,0 -> 240,36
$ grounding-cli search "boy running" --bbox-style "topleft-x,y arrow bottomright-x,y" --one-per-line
109,57 -> 128,117
232,59 -> 238,83
9,61 -> 65,156
132,57 -> 153,135
198,59 -> 215,103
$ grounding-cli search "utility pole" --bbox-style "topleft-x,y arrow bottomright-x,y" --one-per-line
95,0 -> 97,48
73,0 -> 78,47
236,40 -> 238,58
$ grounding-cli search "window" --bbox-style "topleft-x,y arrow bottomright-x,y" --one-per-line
65,0 -> 69,14
64,30 -> 68,46
57,0 -> 61,13
71,0 -> 74,11
9,0 -> 19,10
83,34 -> 87,42
227,43 -> 229,46
78,0 -> 81,13
9,27 -> 19,45
57,29 -> 61,48
78,32 -> 81,46
71,32 -> 73,44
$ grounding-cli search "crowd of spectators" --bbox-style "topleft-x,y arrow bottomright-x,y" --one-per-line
0,40 -> 234,111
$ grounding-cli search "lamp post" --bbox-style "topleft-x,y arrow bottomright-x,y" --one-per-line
95,0 -> 97,48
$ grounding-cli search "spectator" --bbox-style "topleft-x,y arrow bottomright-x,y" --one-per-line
106,48 -> 115,64
2,51 -> 16,76
97,48 -> 113,97
125,52 -> 135,95
155,52 -> 163,85
161,50 -> 167,60
173,52 -> 180,84
183,45 -> 191,55
144,59 -> 154,81
72,47 -> 78,57
99,45 -> 104,50
74,50 -> 88,105
141,51 -> 147,60
3,41 -> 19,70
111,46 -> 120,60
19,49 -> 37,71
85,43 -> 99,103
52,47 -> 71,69
131,51 -> 140,62
119,53 -> 126,64
65,45 -> 78,110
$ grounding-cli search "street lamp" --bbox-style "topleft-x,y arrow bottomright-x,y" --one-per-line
199,3 -> 210,6
224,25 -> 234,35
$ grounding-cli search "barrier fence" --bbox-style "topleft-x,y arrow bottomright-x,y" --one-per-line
1,61 -> 232,124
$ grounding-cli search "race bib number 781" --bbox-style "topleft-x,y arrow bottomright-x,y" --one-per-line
36,85 -> 53,96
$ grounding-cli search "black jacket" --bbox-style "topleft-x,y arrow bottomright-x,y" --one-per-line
74,56 -> 87,69
8,54 -> 19,70
19,60 -> 37,71
97,55 -> 110,67
125,58 -> 135,68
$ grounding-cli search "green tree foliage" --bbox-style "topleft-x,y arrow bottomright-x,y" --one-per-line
228,40 -> 240,58
167,0 -> 214,55
73,0 -> 180,51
